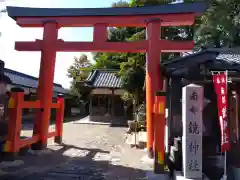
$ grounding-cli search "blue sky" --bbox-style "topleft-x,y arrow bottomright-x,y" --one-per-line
0,0 -> 120,88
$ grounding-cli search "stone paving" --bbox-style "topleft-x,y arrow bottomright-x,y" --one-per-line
0,121 -> 152,180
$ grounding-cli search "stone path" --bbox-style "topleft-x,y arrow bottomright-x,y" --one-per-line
0,122 -> 152,180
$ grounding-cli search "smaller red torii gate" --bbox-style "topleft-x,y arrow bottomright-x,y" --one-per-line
6,92 -> 64,154
6,2 -> 206,172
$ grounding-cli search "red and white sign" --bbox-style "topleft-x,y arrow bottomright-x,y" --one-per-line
212,72 -> 230,152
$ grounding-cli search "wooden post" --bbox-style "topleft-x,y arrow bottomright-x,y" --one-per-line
5,91 -> 24,157
237,85 -> 240,144
108,95 -> 110,114
33,55 -> 44,140
145,18 -> 162,158
34,21 -> 58,149
89,95 -> 93,115
236,92 -> 239,144
111,89 -> 115,116
54,94 -> 64,144
154,91 -> 166,173
93,23 -> 107,42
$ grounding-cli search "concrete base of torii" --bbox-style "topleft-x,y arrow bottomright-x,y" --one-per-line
146,171 -> 170,180
173,171 -> 210,180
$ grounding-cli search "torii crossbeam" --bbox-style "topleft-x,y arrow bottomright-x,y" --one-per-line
7,2 -> 206,171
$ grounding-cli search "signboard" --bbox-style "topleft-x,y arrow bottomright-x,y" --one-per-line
182,84 -> 203,179
212,73 -> 230,152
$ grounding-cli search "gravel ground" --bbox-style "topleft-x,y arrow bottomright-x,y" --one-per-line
0,122 -> 152,180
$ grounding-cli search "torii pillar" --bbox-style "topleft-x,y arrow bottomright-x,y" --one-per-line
145,18 -> 162,158
33,21 -> 59,149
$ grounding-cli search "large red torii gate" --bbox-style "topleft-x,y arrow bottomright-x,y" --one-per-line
6,2 -> 206,159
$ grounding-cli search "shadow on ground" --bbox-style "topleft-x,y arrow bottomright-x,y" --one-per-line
21,115 -> 129,131
21,115 -> 86,131
71,115 -> 129,128
0,143 -> 146,180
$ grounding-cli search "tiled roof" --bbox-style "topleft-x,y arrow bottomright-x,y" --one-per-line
164,48 -> 240,74
86,69 -> 123,89
4,68 -> 68,94
179,49 -> 240,64
216,52 -> 240,64
171,48 -> 240,65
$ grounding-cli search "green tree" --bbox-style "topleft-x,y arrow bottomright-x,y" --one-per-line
67,54 -> 92,81
129,0 -> 175,7
69,0 -> 239,113
92,52 -> 120,69
93,0 -> 193,113
67,54 -> 92,103
194,0 -> 240,48
112,0 -> 129,7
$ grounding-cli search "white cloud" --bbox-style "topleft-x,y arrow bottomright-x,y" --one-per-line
0,0 -> 92,89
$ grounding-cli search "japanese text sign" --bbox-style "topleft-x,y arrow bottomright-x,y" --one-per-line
182,84 -> 203,179
182,84 -> 203,137
212,72 -> 230,152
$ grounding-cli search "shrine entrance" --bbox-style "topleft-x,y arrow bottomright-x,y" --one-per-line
6,2 -> 206,173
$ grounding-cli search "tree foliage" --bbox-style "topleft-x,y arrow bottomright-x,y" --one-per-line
67,54 -> 92,81
112,0 -> 129,7
67,0 -> 240,110
67,54 -> 92,103
194,0 -> 240,48
92,0 -> 192,110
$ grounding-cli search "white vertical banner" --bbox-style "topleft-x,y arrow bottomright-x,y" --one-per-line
182,84 -> 203,179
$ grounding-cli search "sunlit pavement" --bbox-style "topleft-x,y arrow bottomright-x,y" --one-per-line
0,122 -> 152,179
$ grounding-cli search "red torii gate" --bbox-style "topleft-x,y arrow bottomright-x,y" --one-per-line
6,2 -> 206,162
